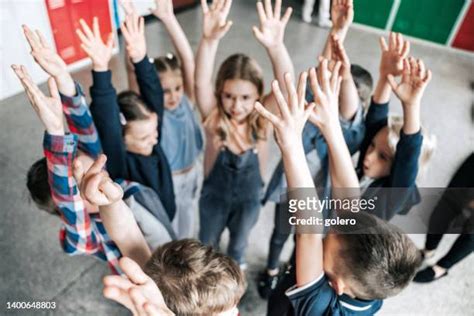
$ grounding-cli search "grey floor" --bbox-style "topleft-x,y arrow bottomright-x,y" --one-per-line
1,1 -> 473,315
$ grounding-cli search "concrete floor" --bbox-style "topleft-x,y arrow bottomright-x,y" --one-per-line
1,1 -> 473,315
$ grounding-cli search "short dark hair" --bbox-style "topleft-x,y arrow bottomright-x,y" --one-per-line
117,91 -> 152,124
153,53 -> 181,74
351,64 -> 373,108
332,211 -> 422,300
26,158 -> 56,215
144,239 -> 245,315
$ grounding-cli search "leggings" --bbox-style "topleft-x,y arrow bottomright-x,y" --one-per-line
425,153 -> 474,269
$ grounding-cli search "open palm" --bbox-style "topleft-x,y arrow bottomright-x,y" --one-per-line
253,0 -> 292,49
76,17 -> 114,71
201,0 -> 233,40
387,58 -> 432,107
331,0 -> 354,31
11,65 -> 64,135
23,25 -> 67,77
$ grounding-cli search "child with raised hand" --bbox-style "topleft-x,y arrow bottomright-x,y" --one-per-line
77,160 -> 245,315
351,33 -> 436,220
17,26 -> 176,270
195,0 -> 294,269
124,0 -> 204,239
255,61 -> 422,315
11,64 -> 123,274
258,11 -> 365,298
77,16 -> 178,226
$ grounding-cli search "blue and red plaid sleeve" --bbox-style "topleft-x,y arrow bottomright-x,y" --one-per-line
60,82 -> 102,159
43,132 -> 123,274
43,132 -> 101,255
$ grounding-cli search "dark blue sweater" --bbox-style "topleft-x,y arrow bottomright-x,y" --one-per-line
90,56 -> 176,220
356,98 -> 423,219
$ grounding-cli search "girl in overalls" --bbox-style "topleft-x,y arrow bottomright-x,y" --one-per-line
195,0 -> 294,268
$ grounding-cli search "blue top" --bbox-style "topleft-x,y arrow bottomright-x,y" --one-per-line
89,56 -> 176,220
161,95 -> 203,171
286,274 -> 383,316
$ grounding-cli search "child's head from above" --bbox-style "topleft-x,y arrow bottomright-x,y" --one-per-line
145,239 -> 245,316
350,64 -> 373,109
323,211 -> 422,300
154,54 -> 183,111
362,115 -> 436,179
117,91 -> 158,156
214,53 -> 266,142
27,152 -> 98,215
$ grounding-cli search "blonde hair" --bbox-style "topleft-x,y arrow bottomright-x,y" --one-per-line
209,53 -> 267,144
144,239 -> 245,315
387,114 -> 437,177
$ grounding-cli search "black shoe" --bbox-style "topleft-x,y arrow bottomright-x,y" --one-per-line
257,270 -> 280,299
413,267 -> 448,283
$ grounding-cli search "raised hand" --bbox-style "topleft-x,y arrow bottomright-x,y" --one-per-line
121,13 -> 147,63
11,65 -> 64,135
308,59 -> 342,135
22,25 -> 67,78
103,257 -> 174,316
379,32 -> 410,78
331,0 -> 354,32
150,0 -> 175,22
75,155 -> 123,206
387,57 -> 432,108
76,17 -> 114,72
255,72 -> 314,152
330,35 -> 350,79
201,0 -> 233,41
253,0 -> 292,49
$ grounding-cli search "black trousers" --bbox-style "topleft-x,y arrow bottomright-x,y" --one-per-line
425,153 -> 474,269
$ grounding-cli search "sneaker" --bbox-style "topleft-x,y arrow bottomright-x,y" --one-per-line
317,17 -> 332,28
257,270 -> 280,299
302,3 -> 313,23
413,266 -> 448,283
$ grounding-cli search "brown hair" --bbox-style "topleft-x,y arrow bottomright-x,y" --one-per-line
331,211 -> 422,300
212,53 -> 267,143
26,157 -> 57,215
350,64 -> 373,110
117,91 -> 153,131
144,239 -> 245,315
153,53 -> 181,74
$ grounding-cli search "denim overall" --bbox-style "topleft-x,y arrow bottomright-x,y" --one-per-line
199,146 -> 263,265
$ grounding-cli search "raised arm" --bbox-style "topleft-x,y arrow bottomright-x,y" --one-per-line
255,72 -> 322,287
121,12 -> 166,134
309,59 -> 359,194
11,65 -> 104,258
151,0 -> 196,103
22,25 -> 102,157
77,155 -> 152,268
77,18 -> 128,179
253,0 -> 294,100
329,35 -> 359,120
373,32 -> 410,104
195,0 -> 233,120
321,0 -> 353,59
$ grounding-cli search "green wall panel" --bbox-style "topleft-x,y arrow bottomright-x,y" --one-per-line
392,0 -> 465,44
354,0 -> 394,29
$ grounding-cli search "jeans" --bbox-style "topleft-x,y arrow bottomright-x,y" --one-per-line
425,153 -> 474,269
199,147 -> 263,265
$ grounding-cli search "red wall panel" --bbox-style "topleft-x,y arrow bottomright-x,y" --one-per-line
45,0 -> 113,64
452,1 -> 474,52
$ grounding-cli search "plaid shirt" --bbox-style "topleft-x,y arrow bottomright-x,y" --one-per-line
44,133 -> 122,274
44,83 -> 125,274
